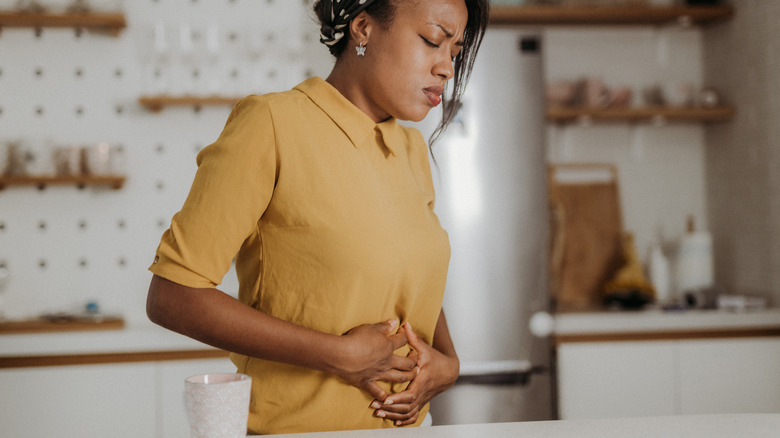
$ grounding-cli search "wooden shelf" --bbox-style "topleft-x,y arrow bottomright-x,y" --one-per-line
0,11 -> 126,36
490,5 -> 734,26
139,95 -> 243,113
0,175 -> 126,190
0,316 -> 124,335
547,105 -> 735,124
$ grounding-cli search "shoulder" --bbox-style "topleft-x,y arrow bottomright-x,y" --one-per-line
396,124 -> 429,166
228,88 -> 308,119
398,124 -> 427,147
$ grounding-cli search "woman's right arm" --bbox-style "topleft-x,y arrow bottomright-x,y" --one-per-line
146,274 -> 417,402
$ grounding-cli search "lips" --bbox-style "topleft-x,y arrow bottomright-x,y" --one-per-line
423,86 -> 444,107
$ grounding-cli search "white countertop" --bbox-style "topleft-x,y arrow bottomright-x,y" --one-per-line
4,308 -> 780,357
0,322 -> 217,357
554,308 -> 780,336
270,414 -> 780,438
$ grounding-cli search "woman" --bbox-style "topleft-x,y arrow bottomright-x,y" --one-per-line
146,0 -> 489,434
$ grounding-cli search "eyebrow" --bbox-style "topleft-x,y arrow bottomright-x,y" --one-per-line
430,22 -> 464,46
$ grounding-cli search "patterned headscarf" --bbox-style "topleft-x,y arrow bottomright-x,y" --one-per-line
319,0 -> 379,46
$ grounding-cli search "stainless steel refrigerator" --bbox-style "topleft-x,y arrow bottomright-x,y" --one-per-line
411,26 -> 553,425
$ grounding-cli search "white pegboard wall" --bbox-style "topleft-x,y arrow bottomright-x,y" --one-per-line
0,0 -> 334,324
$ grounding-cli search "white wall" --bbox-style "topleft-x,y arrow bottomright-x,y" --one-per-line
0,3 -> 735,323
0,0 -> 333,324
703,0 -> 780,304
544,25 -> 710,292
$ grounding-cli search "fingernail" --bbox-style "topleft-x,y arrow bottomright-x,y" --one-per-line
370,401 -> 381,409
384,399 -> 393,405
376,411 -> 386,418
395,420 -> 402,426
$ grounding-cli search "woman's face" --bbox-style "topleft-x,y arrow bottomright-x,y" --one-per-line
360,0 -> 468,123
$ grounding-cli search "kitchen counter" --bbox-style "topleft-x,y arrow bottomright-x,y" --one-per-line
0,322 -> 226,368
270,414 -> 780,438
553,307 -> 780,343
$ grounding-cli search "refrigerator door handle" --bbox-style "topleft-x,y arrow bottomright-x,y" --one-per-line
456,360 -> 545,386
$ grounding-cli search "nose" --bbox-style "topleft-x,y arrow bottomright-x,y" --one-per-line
433,55 -> 455,81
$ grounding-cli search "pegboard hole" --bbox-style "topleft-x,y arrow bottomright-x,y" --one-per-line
75,106 -> 85,116
0,221 -> 6,232
117,219 -> 126,230
155,143 -> 165,154
114,68 -> 124,79
118,257 -> 127,267
35,67 -> 43,78
78,220 -> 88,231
38,259 -> 47,270
35,106 -> 44,117
38,220 -> 47,231
75,67 -> 84,78
79,258 -> 88,269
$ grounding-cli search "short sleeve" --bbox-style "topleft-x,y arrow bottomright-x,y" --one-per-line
149,95 -> 277,288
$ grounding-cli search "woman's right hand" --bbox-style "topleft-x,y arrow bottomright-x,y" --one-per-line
337,319 -> 418,402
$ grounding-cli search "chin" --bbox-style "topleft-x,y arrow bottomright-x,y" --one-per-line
399,108 -> 433,123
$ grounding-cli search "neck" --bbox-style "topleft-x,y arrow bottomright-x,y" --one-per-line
326,58 -> 390,124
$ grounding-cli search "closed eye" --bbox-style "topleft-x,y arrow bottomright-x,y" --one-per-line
421,36 -> 439,48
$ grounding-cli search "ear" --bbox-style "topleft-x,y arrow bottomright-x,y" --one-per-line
349,11 -> 373,44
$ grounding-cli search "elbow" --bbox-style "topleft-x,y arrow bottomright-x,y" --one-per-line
146,284 -> 163,326
146,275 -> 171,328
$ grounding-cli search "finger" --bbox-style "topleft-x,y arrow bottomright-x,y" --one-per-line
376,319 -> 399,336
374,405 -> 419,422
390,354 -> 416,371
362,381 -> 389,403
403,322 -> 426,352
381,388 -> 417,406
376,400 -> 415,415
395,414 -> 420,427
380,368 -> 416,384
388,332 -> 409,350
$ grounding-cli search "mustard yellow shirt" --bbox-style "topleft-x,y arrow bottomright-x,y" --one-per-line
149,77 -> 451,434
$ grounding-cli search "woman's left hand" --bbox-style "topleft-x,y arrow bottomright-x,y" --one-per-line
370,322 -> 459,426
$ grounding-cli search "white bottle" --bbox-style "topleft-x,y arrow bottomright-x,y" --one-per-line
675,216 -> 714,295
648,244 -> 671,304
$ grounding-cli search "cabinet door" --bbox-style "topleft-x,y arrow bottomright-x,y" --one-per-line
678,338 -> 780,414
157,357 -> 237,438
557,341 -> 677,419
0,363 -> 157,438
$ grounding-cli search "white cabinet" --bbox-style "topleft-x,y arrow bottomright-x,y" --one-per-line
557,341 -> 677,419
557,337 -> 780,420
0,363 -> 158,438
0,357 -> 234,438
678,338 -> 780,415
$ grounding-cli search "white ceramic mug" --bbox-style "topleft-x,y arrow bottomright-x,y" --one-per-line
184,373 -> 252,438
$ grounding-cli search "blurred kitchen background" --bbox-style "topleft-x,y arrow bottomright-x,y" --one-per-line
1,0 -> 780,436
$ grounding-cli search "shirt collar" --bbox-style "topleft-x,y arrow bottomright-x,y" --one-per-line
295,77 -> 399,156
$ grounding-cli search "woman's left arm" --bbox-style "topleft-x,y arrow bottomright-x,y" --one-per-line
371,310 -> 460,426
